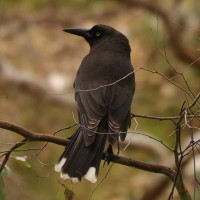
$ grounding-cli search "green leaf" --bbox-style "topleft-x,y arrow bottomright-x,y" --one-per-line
64,188 -> 74,200
22,162 -> 31,168
15,156 -> 31,168
0,174 -> 6,200
0,162 -> 11,177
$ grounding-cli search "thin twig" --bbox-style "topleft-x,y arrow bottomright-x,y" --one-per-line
0,139 -> 28,173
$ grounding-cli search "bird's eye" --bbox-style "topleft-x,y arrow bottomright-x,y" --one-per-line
96,32 -> 101,37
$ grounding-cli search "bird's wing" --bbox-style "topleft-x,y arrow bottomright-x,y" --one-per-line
107,81 -> 134,144
75,89 -> 107,146
74,53 -> 135,146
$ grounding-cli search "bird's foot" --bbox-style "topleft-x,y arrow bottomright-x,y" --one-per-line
103,144 -> 114,167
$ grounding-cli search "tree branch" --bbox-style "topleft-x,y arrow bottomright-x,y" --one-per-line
0,139 -> 28,172
105,154 -> 176,181
0,120 -> 69,146
0,120 -> 175,181
131,113 -> 200,121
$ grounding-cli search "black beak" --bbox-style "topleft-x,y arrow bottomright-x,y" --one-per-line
63,28 -> 90,38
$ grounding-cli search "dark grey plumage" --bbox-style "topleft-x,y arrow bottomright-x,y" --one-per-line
55,24 -> 135,183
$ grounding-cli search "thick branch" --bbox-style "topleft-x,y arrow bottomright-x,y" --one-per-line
0,120 -> 175,181
105,154 -> 176,181
0,120 -> 69,146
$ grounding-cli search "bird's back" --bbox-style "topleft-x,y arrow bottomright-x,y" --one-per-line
74,50 -> 135,91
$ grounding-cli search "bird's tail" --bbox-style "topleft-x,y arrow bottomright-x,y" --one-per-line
55,120 -> 107,183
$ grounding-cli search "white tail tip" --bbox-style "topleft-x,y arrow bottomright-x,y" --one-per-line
60,173 -> 80,183
60,172 -> 70,180
55,157 -> 66,172
84,167 -> 97,183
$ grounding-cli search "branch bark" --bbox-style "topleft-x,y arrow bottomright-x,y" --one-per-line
0,120 -> 191,199
0,120 -> 175,180
0,120 -> 69,146
105,154 -> 176,181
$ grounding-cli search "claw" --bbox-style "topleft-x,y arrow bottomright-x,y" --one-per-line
103,145 -> 114,167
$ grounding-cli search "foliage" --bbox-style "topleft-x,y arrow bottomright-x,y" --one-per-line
0,174 -> 6,200
64,188 -> 74,200
0,163 -> 11,200
15,156 -> 31,168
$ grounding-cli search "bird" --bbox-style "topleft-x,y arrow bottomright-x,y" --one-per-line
55,24 -> 135,183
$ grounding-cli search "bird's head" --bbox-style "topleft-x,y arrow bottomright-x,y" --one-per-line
63,24 -> 131,54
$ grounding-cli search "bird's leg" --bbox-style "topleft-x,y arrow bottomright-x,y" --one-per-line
103,144 -> 114,167
67,136 -> 72,140
117,137 -> 120,155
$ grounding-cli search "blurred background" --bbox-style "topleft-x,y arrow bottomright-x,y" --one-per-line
0,0 -> 200,199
